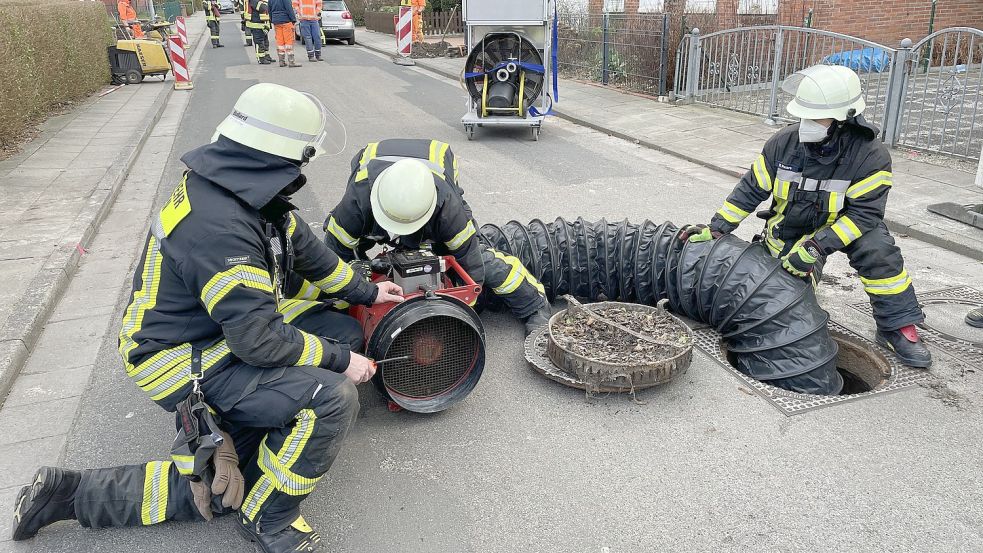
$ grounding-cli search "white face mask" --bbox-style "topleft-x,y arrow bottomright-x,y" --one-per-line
798,119 -> 830,143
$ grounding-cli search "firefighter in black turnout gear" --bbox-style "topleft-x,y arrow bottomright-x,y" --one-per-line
11,84 -> 404,553
247,0 -> 273,63
682,65 -> 932,368
323,139 -> 551,335
204,0 -> 223,47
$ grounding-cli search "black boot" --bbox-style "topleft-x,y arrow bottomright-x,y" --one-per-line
258,56 -> 272,64
876,325 -> 932,368
11,467 -> 81,541
522,303 -> 552,337
966,307 -> 983,328
237,515 -> 325,553
262,54 -> 274,63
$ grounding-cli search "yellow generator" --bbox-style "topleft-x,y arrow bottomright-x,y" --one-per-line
108,39 -> 171,85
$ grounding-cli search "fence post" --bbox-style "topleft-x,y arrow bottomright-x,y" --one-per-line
883,38 -> 913,147
684,28 -> 701,101
765,27 -> 785,125
659,14 -> 669,96
602,12 -> 610,85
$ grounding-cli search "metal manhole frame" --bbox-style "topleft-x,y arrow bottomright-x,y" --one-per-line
849,286 -> 983,359
525,319 -> 927,416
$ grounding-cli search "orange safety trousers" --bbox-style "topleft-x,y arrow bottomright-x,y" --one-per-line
274,22 -> 294,55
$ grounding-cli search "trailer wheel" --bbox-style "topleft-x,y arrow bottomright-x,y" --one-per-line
531,127 -> 540,141
125,69 -> 143,85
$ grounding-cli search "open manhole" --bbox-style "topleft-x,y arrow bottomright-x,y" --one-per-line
719,331 -> 890,396
691,321 -> 928,416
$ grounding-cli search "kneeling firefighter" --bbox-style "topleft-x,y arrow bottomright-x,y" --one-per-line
11,84 -> 404,552
682,64 -> 932,368
323,139 -> 551,335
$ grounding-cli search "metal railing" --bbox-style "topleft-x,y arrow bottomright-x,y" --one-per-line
896,28 -> 983,160
673,25 -> 983,161
557,12 -> 670,96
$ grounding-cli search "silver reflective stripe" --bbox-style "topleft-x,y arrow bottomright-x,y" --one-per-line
819,179 -> 850,193
229,110 -> 318,142
794,92 -> 863,110
371,155 -> 443,174
775,169 -> 801,183
800,178 -> 820,191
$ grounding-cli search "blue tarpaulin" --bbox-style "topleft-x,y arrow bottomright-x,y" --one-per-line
823,48 -> 892,72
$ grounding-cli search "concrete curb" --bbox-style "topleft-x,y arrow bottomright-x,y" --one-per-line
359,39 -> 983,262
0,25 -> 209,405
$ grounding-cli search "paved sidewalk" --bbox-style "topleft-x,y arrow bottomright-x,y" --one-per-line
0,16 -> 208,404
356,29 -> 983,260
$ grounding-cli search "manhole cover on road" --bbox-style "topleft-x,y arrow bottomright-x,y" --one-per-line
850,286 -> 983,361
692,321 -> 927,416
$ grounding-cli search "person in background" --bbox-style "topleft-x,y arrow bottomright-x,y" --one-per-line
117,0 -> 145,39
247,0 -> 274,64
293,0 -> 323,62
203,0 -> 224,48
268,0 -> 300,67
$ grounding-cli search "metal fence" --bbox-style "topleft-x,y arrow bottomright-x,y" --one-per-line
673,25 -> 983,161
897,27 -> 983,160
557,12 -> 670,96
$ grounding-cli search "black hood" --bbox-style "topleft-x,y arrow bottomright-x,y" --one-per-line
807,113 -> 880,163
181,136 -> 301,210
842,113 -> 879,140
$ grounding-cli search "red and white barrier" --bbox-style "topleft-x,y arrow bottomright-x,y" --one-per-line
168,35 -> 194,90
395,5 -> 412,58
176,16 -> 189,48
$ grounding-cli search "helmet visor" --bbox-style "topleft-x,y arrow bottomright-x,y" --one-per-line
303,92 -> 346,159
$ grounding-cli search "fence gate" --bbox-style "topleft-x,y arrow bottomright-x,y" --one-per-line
895,27 -> 983,160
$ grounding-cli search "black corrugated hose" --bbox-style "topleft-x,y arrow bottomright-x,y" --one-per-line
480,218 -> 843,395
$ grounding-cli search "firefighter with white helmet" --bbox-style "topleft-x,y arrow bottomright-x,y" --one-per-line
681,64 -> 932,368
12,84 -> 403,553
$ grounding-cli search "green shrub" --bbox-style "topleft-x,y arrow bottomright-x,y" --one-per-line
0,0 -> 114,150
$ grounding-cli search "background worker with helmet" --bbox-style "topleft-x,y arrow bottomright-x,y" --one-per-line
293,0 -> 323,62
116,0 -> 145,39
247,0 -> 273,64
203,0 -> 224,48
323,138 -> 552,336
11,83 -> 404,553
681,64 -> 932,369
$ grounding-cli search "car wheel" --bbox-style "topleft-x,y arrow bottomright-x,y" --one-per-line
347,36 -> 355,45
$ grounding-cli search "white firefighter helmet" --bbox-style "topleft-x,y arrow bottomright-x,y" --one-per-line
370,159 -> 438,236
783,64 -> 866,121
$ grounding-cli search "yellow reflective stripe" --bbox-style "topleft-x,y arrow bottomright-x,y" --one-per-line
140,461 -> 170,526
278,298 -> 320,323
326,216 -> 358,249
171,454 -> 194,476
119,236 -> 165,366
831,216 -> 862,246
291,279 -> 321,301
354,142 -> 379,182
296,332 -> 323,366
717,201 -> 750,224
847,171 -> 893,199
200,265 -> 274,315
432,141 -> 450,173
314,260 -> 354,294
258,442 -> 320,495
242,409 -> 318,520
287,213 -> 298,237
752,155 -> 772,192
147,341 -> 231,401
490,250 -> 545,295
764,197 -> 788,258
860,270 -> 912,295
453,156 -> 459,182
826,191 -> 842,219
428,140 -> 439,167
445,221 -> 476,251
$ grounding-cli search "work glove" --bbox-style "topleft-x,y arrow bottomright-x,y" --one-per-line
678,224 -> 722,243
190,480 -> 214,521
781,238 -> 822,278
210,429 -> 244,510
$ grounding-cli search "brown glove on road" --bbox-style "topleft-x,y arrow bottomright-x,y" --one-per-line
190,429 -> 245,521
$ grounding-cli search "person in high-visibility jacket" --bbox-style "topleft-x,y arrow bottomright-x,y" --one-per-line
203,0 -> 224,47
11,83 -> 403,553
410,0 -> 425,43
681,64 -> 932,369
237,0 -> 253,47
293,0 -> 322,62
323,139 -> 552,336
247,0 -> 273,64
117,0 -> 145,39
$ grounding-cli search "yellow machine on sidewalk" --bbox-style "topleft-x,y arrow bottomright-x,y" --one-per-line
108,39 -> 171,84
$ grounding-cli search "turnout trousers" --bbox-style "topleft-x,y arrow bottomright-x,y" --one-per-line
72,304 -> 362,535
793,222 -> 924,331
207,19 -> 221,46
478,245 -> 548,319
250,25 -> 269,59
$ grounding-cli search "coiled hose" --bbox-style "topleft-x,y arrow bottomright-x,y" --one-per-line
480,218 -> 844,395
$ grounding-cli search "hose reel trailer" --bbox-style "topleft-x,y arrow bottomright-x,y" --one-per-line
350,252 -> 486,414
461,0 -> 556,141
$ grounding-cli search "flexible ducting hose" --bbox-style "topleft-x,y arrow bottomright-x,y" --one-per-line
480,219 -> 844,395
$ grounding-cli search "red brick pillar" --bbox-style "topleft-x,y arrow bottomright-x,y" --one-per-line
716,0 -> 737,29
588,0 -> 603,14
625,0 -> 639,13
